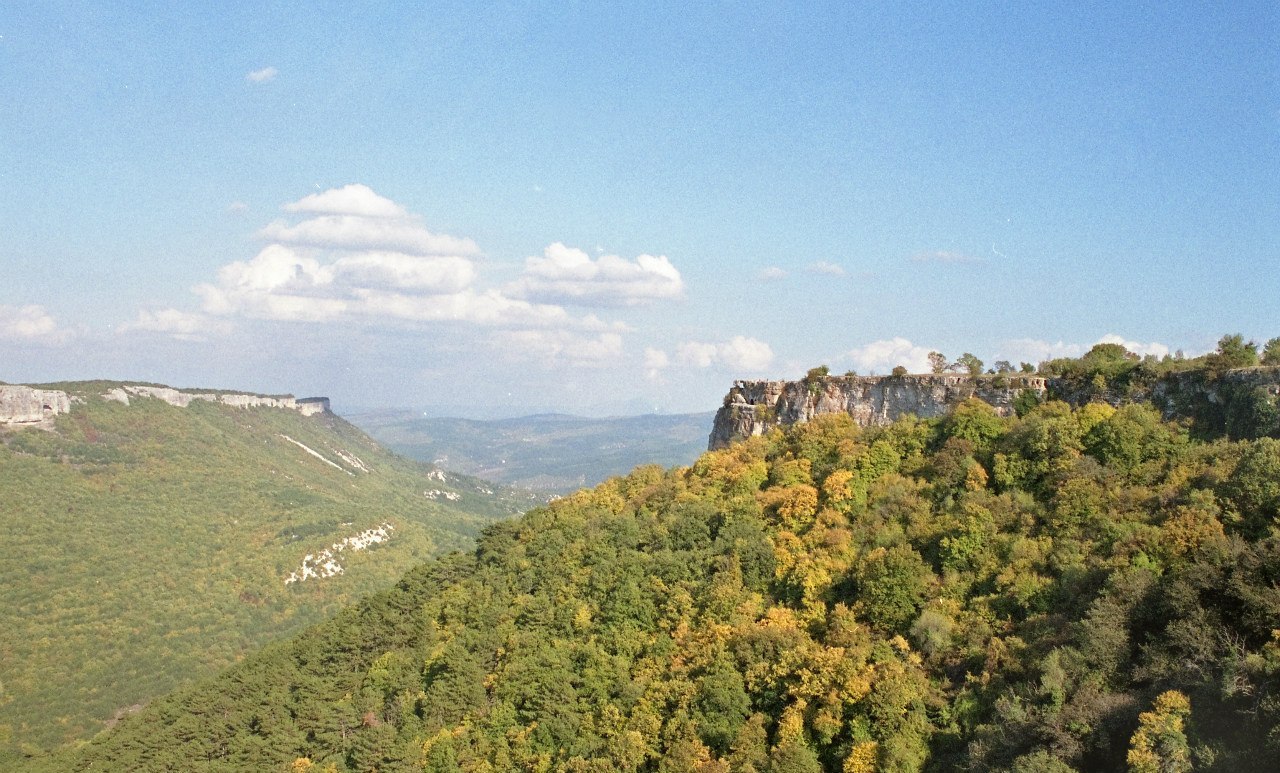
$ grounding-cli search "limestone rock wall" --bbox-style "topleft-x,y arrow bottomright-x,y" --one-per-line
3,381 -> 329,426
106,385 -> 330,415
709,374 -> 1046,450
0,385 -> 72,425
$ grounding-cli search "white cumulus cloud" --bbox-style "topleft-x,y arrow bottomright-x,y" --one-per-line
283,184 -> 407,218
258,214 -> 479,256
0,304 -> 66,342
507,242 -> 684,306
677,336 -> 773,372
246,66 -> 278,83
997,334 -> 1172,365
1095,334 -> 1171,359
846,337 -> 935,375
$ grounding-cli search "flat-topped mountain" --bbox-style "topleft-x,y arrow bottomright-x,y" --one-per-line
0,379 -> 538,764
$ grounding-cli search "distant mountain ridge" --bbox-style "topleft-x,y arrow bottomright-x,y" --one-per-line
350,410 -> 715,494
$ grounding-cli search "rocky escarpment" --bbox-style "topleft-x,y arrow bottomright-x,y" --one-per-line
0,385 -> 72,426
102,385 -> 330,416
710,374 -> 1046,449
1,381 -> 330,426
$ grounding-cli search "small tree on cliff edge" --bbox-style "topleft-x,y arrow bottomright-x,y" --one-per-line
804,365 -> 829,396
955,353 -> 984,376
928,352 -> 948,374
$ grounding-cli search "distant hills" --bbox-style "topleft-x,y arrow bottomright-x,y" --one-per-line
349,411 -> 716,494
0,381 -> 539,763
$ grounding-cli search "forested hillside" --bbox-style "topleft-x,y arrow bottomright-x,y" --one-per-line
51,397 -> 1280,771
0,383 -> 538,765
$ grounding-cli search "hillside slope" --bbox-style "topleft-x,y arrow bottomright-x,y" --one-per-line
0,381 -> 538,764
350,411 -> 715,493
52,399 -> 1280,771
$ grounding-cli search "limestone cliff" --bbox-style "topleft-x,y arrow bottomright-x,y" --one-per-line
1,381 -> 330,426
709,366 -> 1280,450
103,385 -> 331,416
0,385 -> 72,425
709,374 -> 1046,449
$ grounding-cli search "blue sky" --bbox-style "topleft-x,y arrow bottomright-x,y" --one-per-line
2,2 -> 1277,415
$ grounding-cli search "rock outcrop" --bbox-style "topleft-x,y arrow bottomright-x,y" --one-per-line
709,374 -> 1046,450
105,385 -> 330,415
0,385 -> 72,425
3,381 -> 329,426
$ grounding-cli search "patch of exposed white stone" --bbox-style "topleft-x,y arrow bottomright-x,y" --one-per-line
279,434 -> 352,475
334,449 -> 370,472
424,489 -> 461,501
0,385 -> 72,425
426,469 -> 447,482
100,384 -> 330,416
284,522 -> 395,584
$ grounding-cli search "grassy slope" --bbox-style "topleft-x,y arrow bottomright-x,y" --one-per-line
350,411 -> 715,493
0,383 -> 538,762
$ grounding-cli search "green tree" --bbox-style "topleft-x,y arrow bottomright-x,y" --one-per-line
928,352 -> 948,374
1208,334 -> 1259,370
805,366 -> 830,395
955,353 -> 984,376
1262,336 -> 1280,366
891,365 -> 908,377
694,658 -> 751,755
852,545 -> 933,633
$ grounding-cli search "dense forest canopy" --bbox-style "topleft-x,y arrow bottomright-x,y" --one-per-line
48,385 -> 1280,771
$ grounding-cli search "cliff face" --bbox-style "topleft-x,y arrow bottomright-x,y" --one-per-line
1,382 -> 330,426
0,385 -> 72,425
709,374 -> 1046,449
103,385 -> 331,416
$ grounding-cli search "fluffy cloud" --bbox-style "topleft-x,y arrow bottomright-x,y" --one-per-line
258,215 -> 479,256
1095,334 -> 1171,359
283,184 -> 407,218
507,242 -> 684,306
997,334 -> 1172,365
118,309 -> 233,341
246,66 -> 278,83
807,261 -> 845,276
197,245 -> 569,328
643,347 -> 670,380
676,336 -> 774,372
0,304 -> 65,342
846,337 -> 935,375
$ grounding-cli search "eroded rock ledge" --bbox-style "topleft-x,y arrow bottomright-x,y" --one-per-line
0,382 -> 329,426
709,374 -> 1046,450
0,385 -> 72,425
